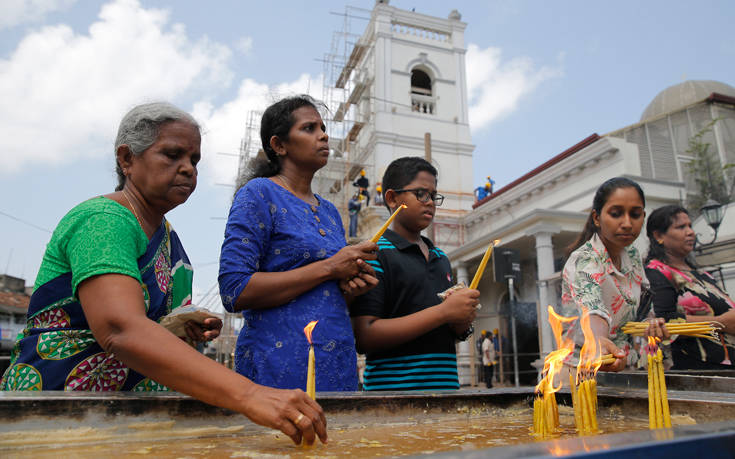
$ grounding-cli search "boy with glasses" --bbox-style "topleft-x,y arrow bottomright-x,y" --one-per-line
350,157 -> 479,390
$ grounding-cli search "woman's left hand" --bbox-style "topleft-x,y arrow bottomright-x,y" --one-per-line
645,317 -> 670,341
184,317 -> 223,343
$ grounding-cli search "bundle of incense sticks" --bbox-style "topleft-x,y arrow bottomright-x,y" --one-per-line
570,371 -> 598,434
532,380 -> 559,437
622,321 -> 720,340
647,337 -> 672,429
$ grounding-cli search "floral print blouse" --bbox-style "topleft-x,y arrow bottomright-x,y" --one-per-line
646,259 -> 734,367
562,233 -> 648,361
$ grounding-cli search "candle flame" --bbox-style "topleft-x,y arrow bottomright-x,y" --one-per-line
647,335 -> 660,355
535,306 -> 577,395
576,307 -> 602,382
303,320 -> 318,345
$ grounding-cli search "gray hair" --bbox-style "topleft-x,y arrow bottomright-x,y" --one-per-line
114,102 -> 200,191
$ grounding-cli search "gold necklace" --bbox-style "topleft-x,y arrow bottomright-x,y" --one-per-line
276,174 -> 318,207
122,189 -> 144,228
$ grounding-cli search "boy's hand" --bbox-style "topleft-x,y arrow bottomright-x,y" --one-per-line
339,268 -> 379,298
439,288 -> 479,324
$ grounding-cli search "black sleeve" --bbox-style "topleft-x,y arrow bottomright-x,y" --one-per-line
645,268 -> 685,321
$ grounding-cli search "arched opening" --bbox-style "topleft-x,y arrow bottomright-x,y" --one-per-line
410,68 -> 434,114
410,69 -> 432,96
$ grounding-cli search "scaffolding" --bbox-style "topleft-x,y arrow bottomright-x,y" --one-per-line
232,6 -> 379,221
313,5 -> 375,217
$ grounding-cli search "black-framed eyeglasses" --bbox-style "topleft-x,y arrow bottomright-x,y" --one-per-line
393,188 -> 444,206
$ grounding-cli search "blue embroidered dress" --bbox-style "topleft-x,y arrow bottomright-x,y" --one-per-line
219,178 -> 358,391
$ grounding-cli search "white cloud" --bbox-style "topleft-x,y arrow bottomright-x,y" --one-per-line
0,0 -> 232,173
466,43 -> 562,131
0,0 -> 77,30
193,73 -> 324,185
235,36 -> 253,55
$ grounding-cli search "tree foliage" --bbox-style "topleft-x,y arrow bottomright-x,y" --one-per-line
686,118 -> 733,216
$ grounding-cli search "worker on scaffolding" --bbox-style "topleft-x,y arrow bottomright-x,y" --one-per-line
348,192 -> 362,238
474,176 -> 495,202
374,182 -> 383,206
353,169 -> 370,206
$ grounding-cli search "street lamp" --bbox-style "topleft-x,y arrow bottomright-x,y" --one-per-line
698,199 -> 726,245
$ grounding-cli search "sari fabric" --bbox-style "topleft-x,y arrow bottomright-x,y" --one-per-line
1,197 -> 193,391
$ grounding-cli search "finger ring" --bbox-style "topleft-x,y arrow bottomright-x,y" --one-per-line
294,413 -> 304,424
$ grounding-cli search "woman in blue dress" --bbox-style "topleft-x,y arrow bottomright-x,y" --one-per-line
219,95 -> 378,391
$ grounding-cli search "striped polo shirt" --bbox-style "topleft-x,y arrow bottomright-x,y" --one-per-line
350,229 -> 459,391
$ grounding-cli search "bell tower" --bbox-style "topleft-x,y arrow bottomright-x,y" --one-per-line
322,1 -> 475,250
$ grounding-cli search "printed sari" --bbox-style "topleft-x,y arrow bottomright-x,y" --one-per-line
1,208 -> 193,391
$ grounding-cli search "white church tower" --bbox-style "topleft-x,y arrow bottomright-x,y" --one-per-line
323,0 -> 475,250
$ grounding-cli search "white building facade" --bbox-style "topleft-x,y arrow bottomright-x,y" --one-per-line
452,81 -> 735,382
323,1 -> 475,250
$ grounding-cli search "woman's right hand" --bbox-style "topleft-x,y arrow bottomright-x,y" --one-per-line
241,384 -> 328,446
439,288 -> 480,324
326,240 -> 377,280
597,337 -> 626,372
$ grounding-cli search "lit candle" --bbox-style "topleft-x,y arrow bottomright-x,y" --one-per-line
303,321 -> 318,399
370,204 -> 407,243
469,239 -> 501,289
656,349 -> 672,428
579,380 -> 591,433
570,374 -> 582,432
647,351 -> 655,429
588,380 -> 598,432
652,352 -> 662,428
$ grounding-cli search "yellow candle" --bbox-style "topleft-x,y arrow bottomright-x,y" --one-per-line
580,381 -> 591,434
303,321 -> 318,400
651,354 -> 662,428
571,374 -> 581,432
469,239 -> 501,289
587,380 -> 598,432
544,394 -> 554,435
306,345 -> 315,399
647,353 -> 655,429
591,378 -> 598,412
370,204 -> 407,243
656,350 -> 671,428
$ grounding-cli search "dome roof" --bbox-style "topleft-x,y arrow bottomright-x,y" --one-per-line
640,80 -> 735,122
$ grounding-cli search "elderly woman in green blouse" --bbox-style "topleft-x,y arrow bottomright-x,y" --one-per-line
1,102 -> 327,446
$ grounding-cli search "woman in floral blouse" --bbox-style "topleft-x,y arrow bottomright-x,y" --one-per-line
645,205 -> 735,369
562,177 -> 666,371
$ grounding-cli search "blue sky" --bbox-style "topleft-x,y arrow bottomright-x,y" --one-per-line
1,0 -> 734,310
